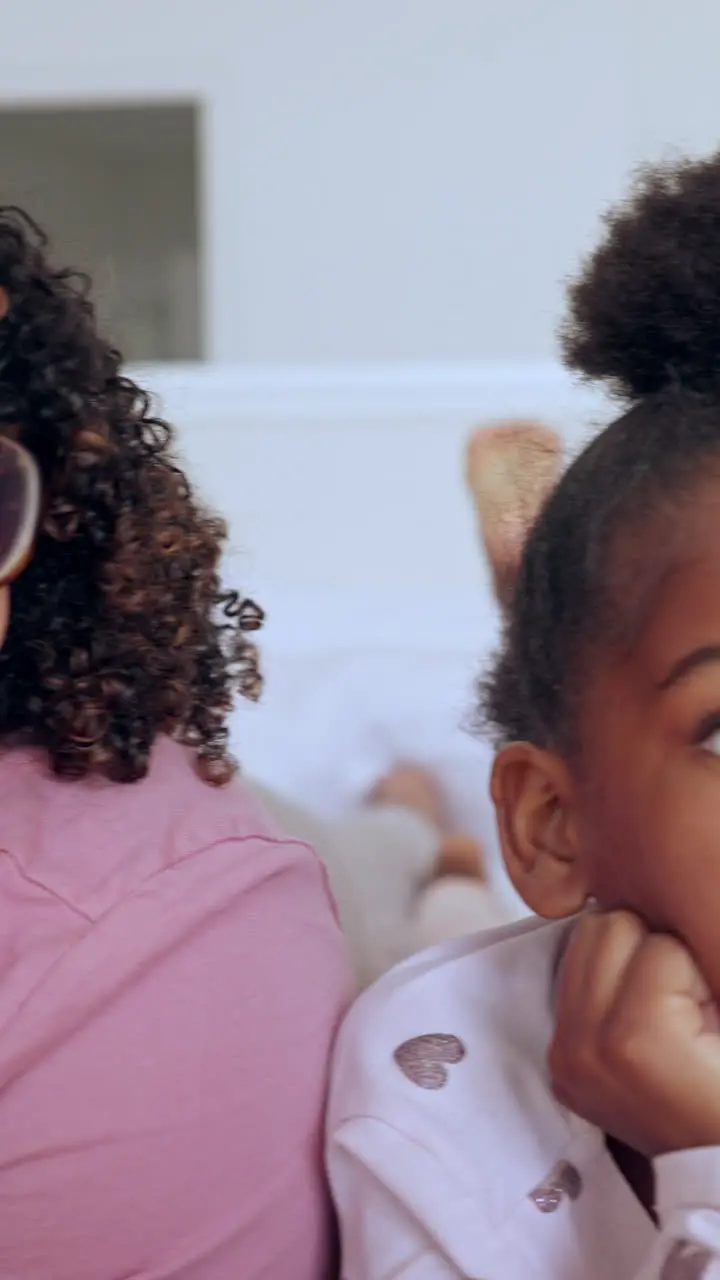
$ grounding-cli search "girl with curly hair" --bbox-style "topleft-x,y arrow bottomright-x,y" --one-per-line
328,151 -> 720,1279
0,208 -> 352,1279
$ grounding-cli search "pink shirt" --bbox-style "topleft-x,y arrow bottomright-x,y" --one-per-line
0,736 -> 352,1279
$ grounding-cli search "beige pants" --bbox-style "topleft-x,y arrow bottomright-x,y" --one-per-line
251,782 -> 510,989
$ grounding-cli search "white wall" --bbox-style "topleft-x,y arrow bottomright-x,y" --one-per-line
1,0 -> 718,607
3,0 -> 718,367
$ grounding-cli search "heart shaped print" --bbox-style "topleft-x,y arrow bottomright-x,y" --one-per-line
394,1033 -> 466,1090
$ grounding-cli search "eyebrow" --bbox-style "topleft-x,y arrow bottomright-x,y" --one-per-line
658,645 -> 720,690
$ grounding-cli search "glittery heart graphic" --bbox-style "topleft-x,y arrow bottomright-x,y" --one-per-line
393,1034 -> 466,1090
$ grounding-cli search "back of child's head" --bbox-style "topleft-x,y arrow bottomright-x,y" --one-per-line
483,152 -> 720,754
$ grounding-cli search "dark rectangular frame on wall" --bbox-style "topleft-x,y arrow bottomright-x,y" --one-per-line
0,56 -> 233,363
0,100 -> 202,361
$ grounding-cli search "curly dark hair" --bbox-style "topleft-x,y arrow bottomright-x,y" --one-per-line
0,207 -> 262,784
481,152 -> 720,750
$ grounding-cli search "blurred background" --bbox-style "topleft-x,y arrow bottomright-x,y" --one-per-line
2,0 -> 717,899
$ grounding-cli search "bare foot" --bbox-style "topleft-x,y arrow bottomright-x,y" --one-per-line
434,834 -> 486,880
466,420 -> 562,610
368,764 -> 451,831
368,763 -> 486,881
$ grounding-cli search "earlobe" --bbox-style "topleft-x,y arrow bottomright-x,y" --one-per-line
491,743 -> 589,919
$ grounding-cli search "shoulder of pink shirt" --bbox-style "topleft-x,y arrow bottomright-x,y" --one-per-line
0,736 -> 353,1280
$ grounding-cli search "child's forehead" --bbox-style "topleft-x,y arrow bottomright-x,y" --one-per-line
619,537 -> 720,686
577,538 -> 720,742
597,479 -> 720,643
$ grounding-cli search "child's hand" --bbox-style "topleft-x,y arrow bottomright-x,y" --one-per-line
549,911 -> 720,1157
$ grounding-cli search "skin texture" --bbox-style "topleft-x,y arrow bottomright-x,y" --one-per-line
491,490 -> 720,1172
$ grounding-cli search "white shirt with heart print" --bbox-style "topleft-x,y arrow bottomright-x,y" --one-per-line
326,915 -> 720,1279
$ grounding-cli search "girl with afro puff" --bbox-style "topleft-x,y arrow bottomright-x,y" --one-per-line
327,150 -> 720,1279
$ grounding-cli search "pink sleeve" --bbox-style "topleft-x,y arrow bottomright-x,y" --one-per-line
0,834 -> 353,1280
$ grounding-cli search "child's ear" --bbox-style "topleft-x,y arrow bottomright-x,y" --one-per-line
491,742 -> 588,918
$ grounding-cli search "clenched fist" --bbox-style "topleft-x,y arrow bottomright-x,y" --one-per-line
549,911 -> 720,1157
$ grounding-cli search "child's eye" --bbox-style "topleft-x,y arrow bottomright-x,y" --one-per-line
701,725 -> 720,755
693,712 -> 720,752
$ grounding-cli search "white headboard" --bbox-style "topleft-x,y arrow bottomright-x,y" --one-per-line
134,361 -> 613,655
